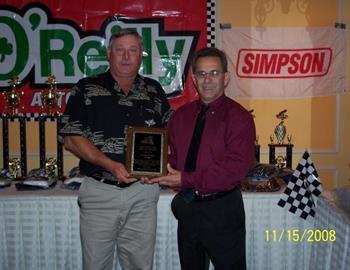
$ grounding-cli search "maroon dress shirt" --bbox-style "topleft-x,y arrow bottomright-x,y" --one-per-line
167,95 -> 256,194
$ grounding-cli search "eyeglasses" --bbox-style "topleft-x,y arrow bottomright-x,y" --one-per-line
194,70 -> 224,79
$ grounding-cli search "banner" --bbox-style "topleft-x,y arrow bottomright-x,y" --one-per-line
222,26 -> 347,98
0,1 -> 209,115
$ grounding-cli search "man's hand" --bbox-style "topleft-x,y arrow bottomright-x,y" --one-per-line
144,164 -> 182,188
109,161 -> 132,182
64,136 -> 133,182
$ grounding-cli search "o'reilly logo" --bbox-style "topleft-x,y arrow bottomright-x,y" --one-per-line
236,48 -> 332,79
0,4 -> 199,96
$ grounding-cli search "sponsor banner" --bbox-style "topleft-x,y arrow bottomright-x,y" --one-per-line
222,27 -> 347,98
0,1 -> 208,114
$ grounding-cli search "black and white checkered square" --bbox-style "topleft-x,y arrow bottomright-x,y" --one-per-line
2,113 -> 58,122
278,151 -> 323,220
207,0 -> 216,47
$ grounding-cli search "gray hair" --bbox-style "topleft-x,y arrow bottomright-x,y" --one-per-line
108,28 -> 143,49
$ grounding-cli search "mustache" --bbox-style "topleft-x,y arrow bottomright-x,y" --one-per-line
121,60 -> 131,65
202,83 -> 215,87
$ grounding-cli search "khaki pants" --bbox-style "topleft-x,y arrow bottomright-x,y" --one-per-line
78,177 -> 160,270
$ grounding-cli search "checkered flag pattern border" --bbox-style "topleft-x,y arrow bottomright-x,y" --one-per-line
278,151 -> 323,220
207,0 -> 216,47
4,113 -> 57,122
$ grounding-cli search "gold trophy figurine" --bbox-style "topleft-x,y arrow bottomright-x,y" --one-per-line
3,77 -> 24,116
41,75 -> 59,116
9,157 -> 21,178
275,155 -> 286,168
274,109 -> 288,144
45,157 -> 57,177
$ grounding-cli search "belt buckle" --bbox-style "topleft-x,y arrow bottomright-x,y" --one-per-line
101,178 -> 121,187
195,191 -> 217,199
100,178 -> 110,184
103,178 -> 136,188
115,181 -> 130,188
94,175 -> 138,188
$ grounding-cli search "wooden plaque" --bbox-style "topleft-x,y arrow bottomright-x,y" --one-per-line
126,126 -> 168,178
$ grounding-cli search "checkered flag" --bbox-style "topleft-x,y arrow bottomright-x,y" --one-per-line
278,151 -> 323,220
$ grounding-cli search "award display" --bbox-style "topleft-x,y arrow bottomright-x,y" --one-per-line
126,127 -> 168,177
0,76 -> 63,180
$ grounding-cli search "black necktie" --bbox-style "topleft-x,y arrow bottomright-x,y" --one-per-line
181,104 -> 209,202
184,104 -> 209,172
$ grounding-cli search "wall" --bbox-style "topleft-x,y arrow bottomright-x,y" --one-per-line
219,0 -> 350,189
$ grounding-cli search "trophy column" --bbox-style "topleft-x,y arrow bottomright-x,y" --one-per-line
2,77 -> 26,177
38,114 -> 64,180
249,110 -> 260,162
255,143 -> 260,162
39,115 -> 46,168
1,115 -> 9,171
56,115 -> 64,180
1,115 -> 27,178
38,75 -> 63,179
19,115 -> 27,176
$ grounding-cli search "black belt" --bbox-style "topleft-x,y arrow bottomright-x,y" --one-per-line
193,187 -> 237,202
90,175 -> 138,188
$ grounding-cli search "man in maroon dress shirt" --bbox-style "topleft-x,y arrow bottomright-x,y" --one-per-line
148,47 -> 256,270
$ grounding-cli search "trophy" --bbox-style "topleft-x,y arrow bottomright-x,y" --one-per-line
2,77 -> 24,116
274,109 -> 288,144
269,110 -> 294,168
41,75 -> 59,116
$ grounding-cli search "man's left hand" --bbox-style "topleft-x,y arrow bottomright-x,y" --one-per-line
143,164 -> 181,188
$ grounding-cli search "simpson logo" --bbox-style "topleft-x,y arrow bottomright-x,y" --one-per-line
236,48 -> 332,79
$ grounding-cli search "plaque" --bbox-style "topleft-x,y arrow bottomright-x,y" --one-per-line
126,126 -> 168,177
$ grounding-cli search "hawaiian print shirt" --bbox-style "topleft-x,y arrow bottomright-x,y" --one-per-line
59,71 -> 172,177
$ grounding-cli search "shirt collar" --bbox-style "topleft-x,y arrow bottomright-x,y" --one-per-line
196,94 -> 226,111
106,70 -> 141,95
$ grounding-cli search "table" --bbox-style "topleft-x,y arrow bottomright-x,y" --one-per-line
0,184 -> 348,270
309,189 -> 350,270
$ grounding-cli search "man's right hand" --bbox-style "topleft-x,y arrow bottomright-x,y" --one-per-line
109,161 -> 131,183
64,135 -> 132,183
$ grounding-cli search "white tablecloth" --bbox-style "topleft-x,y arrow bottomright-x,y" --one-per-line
0,184 -> 348,270
309,190 -> 350,270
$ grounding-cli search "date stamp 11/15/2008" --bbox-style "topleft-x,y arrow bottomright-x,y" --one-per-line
265,229 -> 336,242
